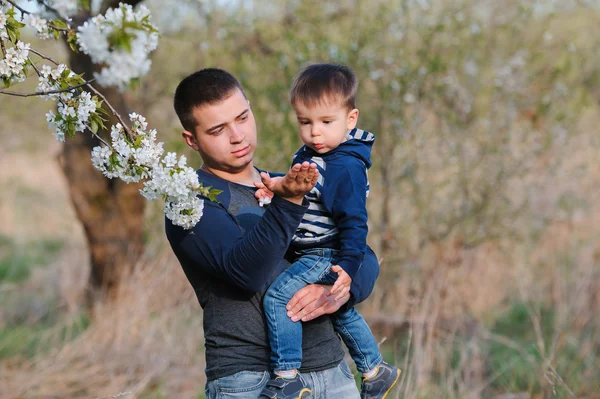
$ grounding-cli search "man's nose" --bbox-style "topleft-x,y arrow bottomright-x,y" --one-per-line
230,125 -> 245,143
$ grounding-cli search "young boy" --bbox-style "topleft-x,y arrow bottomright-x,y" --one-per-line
256,64 -> 400,399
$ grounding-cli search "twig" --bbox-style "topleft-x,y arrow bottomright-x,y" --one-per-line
0,79 -> 96,97
85,82 -> 135,140
95,392 -> 132,399
3,0 -> 30,16
84,124 -> 113,149
29,48 -> 60,65
40,1 -> 62,19
28,57 -> 41,76
3,0 -> 70,31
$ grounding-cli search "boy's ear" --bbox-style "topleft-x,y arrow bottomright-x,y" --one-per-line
347,108 -> 359,129
182,129 -> 200,151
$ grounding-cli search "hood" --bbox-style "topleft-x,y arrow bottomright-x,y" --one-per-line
331,128 -> 375,168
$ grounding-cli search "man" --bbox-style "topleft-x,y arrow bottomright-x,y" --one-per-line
167,68 -> 379,398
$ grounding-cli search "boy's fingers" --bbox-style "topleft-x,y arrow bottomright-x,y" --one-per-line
335,286 -> 350,301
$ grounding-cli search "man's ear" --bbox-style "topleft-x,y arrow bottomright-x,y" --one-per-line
347,108 -> 359,130
182,129 -> 199,151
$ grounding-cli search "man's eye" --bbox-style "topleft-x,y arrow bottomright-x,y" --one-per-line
239,115 -> 248,121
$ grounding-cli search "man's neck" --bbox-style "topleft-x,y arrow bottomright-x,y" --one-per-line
201,163 -> 260,187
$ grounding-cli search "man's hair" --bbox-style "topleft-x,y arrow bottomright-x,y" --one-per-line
290,63 -> 357,110
173,68 -> 246,132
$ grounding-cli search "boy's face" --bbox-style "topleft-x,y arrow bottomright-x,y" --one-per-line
293,98 -> 359,154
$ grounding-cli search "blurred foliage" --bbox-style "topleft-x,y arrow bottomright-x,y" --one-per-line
0,235 -> 63,283
144,0 -> 600,263
0,312 -> 89,359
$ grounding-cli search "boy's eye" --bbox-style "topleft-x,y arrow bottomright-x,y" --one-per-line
323,120 -> 332,124
299,121 -> 310,125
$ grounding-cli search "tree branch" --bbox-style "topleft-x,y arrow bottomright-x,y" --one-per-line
85,82 -> 135,141
3,0 -> 30,16
39,0 -> 62,17
2,0 -> 70,31
0,78 -> 96,97
29,47 -> 60,65
101,0 -> 145,14
28,57 -> 42,76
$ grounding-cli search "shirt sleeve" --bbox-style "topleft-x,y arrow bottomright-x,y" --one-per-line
346,245 -> 379,307
321,160 -> 369,279
166,195 -> 308,293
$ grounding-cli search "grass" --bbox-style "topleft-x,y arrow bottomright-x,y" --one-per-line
0,234 -> 64,283
0,312 -> 89,359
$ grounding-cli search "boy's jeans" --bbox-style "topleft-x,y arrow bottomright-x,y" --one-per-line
264,248 -> 383,373
205,361 -> 360,398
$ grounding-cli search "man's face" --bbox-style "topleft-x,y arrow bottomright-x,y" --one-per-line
183,89 -> 257,173
293,98 -> 358,154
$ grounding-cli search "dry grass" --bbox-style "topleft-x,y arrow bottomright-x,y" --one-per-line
0,250 -> 206,399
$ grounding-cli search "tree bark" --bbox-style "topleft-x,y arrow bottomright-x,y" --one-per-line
60,8 -> 145,300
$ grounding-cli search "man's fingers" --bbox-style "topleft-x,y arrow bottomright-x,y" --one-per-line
331,265 -> 343,274
287,285 -> 318,313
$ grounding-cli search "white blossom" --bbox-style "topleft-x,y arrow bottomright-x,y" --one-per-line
25,14 -> 51,40
0,41 -> 30,83
76,3 -> 159,91
0,9 -> 8,29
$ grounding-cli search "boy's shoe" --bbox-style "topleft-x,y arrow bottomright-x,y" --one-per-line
259,371 -> 312,399
360,362 -> 401,399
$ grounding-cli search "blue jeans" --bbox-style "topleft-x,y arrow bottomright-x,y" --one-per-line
205,361 -> 360,398
263,248 -> 383,373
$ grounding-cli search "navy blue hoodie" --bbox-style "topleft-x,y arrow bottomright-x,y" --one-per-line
291,128 -> 375,279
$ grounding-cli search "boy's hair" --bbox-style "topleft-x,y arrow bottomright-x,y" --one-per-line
174,68 -> 246,132
290,63 -> 357,110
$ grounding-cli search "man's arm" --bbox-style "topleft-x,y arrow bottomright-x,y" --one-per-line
166,163 -> 318,293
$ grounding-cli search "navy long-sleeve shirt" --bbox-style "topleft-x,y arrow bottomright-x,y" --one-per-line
165,168 -> 379,381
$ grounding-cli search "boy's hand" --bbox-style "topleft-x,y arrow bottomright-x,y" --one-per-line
254,180 -> 276,207
329,265 -> 352,301
260,162 -> 318,204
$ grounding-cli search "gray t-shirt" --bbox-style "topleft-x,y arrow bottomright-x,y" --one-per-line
190,182 -> 345,381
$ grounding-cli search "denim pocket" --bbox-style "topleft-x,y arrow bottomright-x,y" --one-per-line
338,360 -> 356,380
216,371 -> 269,394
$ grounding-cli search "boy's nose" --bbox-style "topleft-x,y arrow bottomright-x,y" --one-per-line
310,126 -> 320,136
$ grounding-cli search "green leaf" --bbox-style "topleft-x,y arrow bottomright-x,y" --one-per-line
90,119 -> 98,134
7,26 -> 18,43
51,19 -> 69,29
67,30 -> 79,53
53,30 -> 60,40
78,0 -> 91,10
207,189 -> 223,203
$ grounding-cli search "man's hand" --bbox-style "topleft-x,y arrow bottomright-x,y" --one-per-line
286,284 -> 350,322
329,266 -> 352,301
260,162 -> 318,204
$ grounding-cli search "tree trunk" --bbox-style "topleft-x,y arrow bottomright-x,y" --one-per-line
61,10 -> 145,300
